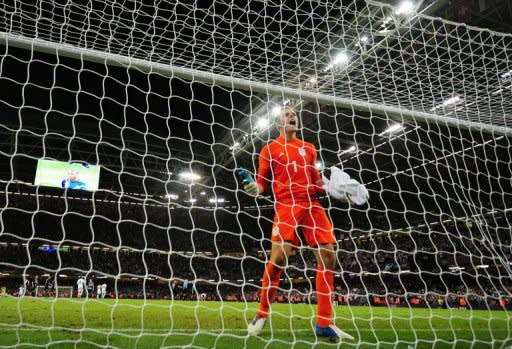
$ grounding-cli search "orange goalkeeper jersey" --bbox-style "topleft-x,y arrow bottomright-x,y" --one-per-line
256,135 -> 323,204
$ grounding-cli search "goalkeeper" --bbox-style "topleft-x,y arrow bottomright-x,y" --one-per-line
243,107 -> 367,341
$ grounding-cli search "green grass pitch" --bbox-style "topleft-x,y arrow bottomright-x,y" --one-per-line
0,297 -> 510,348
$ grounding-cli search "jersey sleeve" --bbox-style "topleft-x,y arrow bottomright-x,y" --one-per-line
256,144 -> 271,192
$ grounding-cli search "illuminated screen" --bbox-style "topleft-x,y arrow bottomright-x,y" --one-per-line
34,159 -> 100,191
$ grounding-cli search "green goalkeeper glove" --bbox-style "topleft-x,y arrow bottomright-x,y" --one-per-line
238,169 -> 260,196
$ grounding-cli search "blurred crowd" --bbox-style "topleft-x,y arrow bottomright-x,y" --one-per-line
0,192 -> 511,310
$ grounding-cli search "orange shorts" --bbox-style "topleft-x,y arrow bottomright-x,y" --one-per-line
271,201 -> 336,247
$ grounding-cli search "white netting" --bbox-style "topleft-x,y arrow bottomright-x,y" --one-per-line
0,0 -> 511,348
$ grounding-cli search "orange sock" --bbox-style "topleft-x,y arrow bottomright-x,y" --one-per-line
257,263 -> 283,318
316,264 -> 333,327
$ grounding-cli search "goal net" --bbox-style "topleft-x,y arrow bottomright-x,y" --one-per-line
0,0 -> 511,348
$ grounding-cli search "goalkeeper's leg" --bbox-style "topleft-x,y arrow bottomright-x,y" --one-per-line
248,241 -> 294,336
314,244 -> 336,328
314,244 -> 354,341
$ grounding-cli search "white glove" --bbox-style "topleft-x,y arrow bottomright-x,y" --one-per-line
322,166 -> 369,205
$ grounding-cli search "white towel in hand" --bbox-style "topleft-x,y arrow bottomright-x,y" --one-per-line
322,166 -> 369,205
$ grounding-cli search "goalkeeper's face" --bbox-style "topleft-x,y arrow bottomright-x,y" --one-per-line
276,108 -> 299,133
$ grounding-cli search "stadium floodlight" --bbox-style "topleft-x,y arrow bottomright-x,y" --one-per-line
360,35 -> 369,43
271,106 -> 283,117
430,95 -> 464,111
340,145 -> 357,155
394,1 -> 415,15
200,191 -> 206,196
179,171 -> 201,181
476,265 -> 489,269
256,117 -> 270,130
166,194 -> 179,200
500,70 -> 512,79
442,96 -> 462,107
308,76 -> 317,84
209,198 -> 225,203
324,51 -> 350,71
379,124 -> 403,136
229,142 -> 240,150
185,198 -> 197,203
315,161 -> 324,170
449,266 -> 465,271
333,51 -> 350,65
500,70 -> 512,84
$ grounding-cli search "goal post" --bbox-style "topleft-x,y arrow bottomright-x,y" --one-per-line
0,0 -> 511,348
1,32 -> 511,138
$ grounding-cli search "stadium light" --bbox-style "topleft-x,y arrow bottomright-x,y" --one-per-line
394,1 -> 415,15
209,198 -> 225,203
476,264 -> 489,269
200,191 -> 206,196
340,145 -> 357,155
442,96 -> 462,107
256,117 -> 270,130
430,95 -> 464,111
449,266 -> 465,271
229,142 -> 240,150
165,194 -> 179,200
500,70 -> 512,84
324,51 -> 350,71
379,123 -> 402,136
179,171 -> 201,181
315,161 -> 324,170
333,51 -> 349,65
271,106 -> 282,117
360,35 -> 369,43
